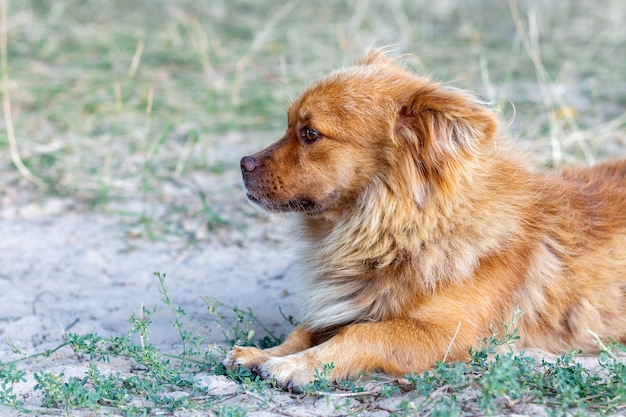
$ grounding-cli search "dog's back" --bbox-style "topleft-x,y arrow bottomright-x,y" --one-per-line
513,159 -> 626,351
563,159 -> 626,190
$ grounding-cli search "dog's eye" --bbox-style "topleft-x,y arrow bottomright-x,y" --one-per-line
301,127 -> 321,143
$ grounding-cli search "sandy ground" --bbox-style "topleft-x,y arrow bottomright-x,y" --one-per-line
0,202 -> 299,355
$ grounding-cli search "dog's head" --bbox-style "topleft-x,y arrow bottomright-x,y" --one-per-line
241,51 -> 497,216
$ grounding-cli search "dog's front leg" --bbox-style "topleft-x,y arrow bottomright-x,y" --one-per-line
258,319 -> 470,390
223,325 -> 314,372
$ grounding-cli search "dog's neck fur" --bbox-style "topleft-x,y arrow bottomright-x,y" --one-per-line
298,145 -> 534,330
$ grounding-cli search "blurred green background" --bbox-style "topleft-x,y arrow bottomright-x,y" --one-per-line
1,0 -> 625,236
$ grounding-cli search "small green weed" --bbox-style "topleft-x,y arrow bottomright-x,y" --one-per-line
400,318 -> 626,416
0,364 -> 26,408
301,362 -> 336,394
0,272 -> 277,416
206,296 -> 283,349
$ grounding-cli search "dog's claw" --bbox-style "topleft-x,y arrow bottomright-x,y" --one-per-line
287,380 -> 303,394
251,364 -> 259,374
286,380 -> 298,393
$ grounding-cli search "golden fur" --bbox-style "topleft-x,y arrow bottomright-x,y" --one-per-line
224,51 -> 626,390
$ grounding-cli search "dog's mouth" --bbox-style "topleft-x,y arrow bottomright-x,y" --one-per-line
247,192 -> 321,214
287,198 -> 317,212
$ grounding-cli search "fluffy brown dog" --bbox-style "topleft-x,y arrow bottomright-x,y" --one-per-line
224,50 -> 626,390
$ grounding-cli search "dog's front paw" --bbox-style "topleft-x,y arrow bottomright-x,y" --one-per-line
223,346 -> 270,373
259,354 -> 318,392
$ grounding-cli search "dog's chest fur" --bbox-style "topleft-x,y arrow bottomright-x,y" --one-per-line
297,171 -> 526,330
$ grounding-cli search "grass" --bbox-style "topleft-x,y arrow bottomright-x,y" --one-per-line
0,273 -> 272,416
1,272 -> 625,416
1,0 -> 625,416
1,1 -> 625,221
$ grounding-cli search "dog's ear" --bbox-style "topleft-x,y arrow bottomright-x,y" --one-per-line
356,50 -> 393,67
395,82 -> 497,196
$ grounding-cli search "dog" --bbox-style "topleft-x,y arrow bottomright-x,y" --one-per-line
223,50 -> 626,390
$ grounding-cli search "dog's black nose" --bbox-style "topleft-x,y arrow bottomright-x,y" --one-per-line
240,156 -> 258,173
